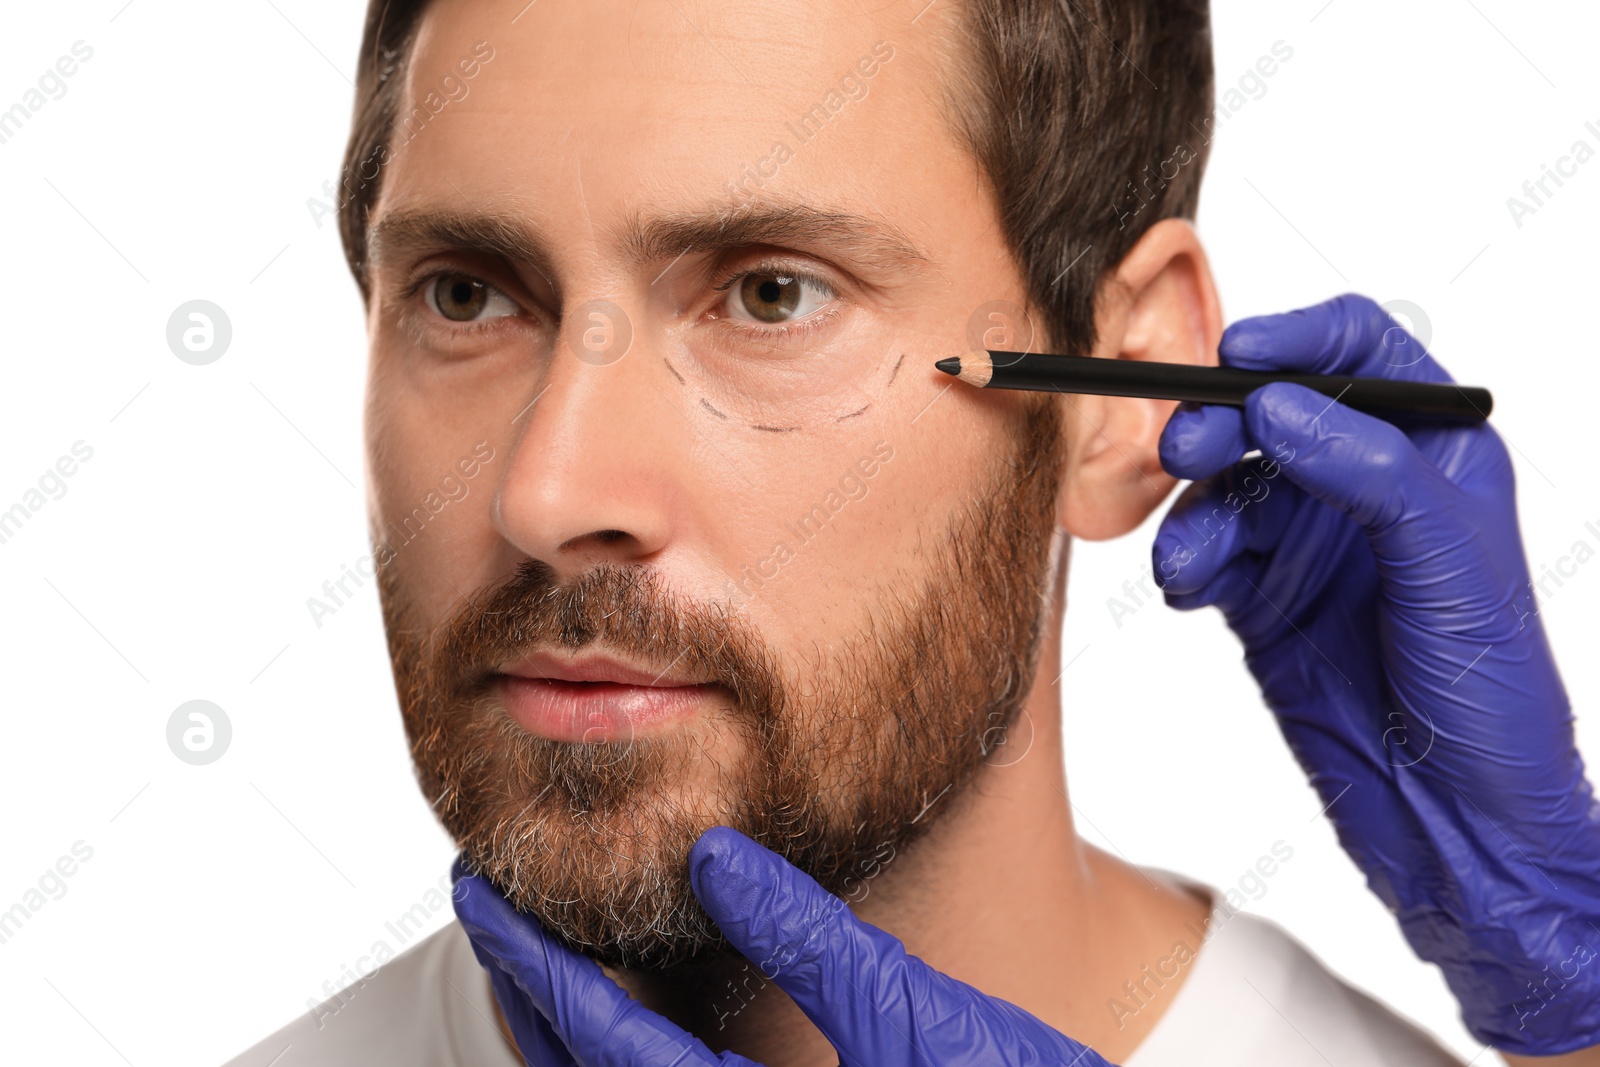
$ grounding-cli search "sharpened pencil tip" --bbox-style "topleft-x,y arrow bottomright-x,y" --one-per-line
934,356 -> 962,376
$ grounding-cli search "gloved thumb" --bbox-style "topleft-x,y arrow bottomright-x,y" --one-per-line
688,827 -> 863,1004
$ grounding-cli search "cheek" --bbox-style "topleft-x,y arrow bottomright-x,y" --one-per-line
710,425 -> 944,649
708,340 -> 1025,635
365,347 -> 527,616
367,325 -> 544,436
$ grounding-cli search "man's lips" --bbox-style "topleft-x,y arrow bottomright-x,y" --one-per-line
494,651 -> 722,743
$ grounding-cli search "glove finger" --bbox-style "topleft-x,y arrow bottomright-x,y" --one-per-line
1220,293 -> 1452,384
450,858 -> 572,1065
477,946 -> 579,1067
1158,401 -> 1250,481
1160,552 -> 1269,620
689,827 -> 1113,1067
452,870 -> 727,1067
1152,455 -> 1299,599
1242,383 -> 1476,575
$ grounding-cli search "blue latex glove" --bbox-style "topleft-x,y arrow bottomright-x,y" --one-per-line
1153,293 -> 1600,1055
452,826 -> 1118,1066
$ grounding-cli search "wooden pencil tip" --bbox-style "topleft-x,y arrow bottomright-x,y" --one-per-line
959,348 -> 994,387
934,356 -> 962,376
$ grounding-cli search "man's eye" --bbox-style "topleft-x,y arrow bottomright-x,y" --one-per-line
723,272 -> 832,326
428,273 -> 519,323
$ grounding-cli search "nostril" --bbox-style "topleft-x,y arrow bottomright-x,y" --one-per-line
553,528 -> 644,556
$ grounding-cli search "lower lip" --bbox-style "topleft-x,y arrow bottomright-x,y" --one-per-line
495,675 -> 720,742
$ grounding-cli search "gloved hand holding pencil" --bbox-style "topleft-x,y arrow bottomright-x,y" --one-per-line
1152,292 -> 1600,1058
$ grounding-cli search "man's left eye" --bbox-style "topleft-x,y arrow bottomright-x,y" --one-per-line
428,273 -> 520,323
722,272 -> 832,326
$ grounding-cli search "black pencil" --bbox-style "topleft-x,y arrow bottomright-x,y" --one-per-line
934,350 -> 1492,421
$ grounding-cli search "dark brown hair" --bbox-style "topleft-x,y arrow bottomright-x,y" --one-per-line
337,0 -> 1213,356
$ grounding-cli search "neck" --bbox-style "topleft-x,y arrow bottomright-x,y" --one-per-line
493,531 -> 1212,1064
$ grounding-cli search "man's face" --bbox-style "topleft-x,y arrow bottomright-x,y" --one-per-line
364,0 -> 1067,967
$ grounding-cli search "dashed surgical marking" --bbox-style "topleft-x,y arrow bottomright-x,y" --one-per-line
886,353 -> 907,385
700,397 -> 728,419
662,358 -> 685,385
835,403 -> 870,421
752,423 -> 799,433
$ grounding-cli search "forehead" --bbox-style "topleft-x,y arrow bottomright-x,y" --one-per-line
382,0 -> 973,245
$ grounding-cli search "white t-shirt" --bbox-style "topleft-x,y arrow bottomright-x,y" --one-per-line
225,895 -> 1465,1066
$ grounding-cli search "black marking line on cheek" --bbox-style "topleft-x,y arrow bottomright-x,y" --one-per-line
700,397 -> 729,419
663,358 -> 685,385
751,423 -> 799,433
835,403 -> 870,422
886,353 -> 907,385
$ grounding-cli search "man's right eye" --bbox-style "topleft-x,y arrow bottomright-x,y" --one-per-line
428,273 -> 520,323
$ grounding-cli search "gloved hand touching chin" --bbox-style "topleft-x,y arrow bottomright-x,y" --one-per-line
452,827 -> 1119,1067
1153,292 -> 1600,1058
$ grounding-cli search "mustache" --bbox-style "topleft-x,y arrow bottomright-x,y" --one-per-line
422,558 -> 788,721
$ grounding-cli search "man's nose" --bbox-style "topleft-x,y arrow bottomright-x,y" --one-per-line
493,306 -> 686,581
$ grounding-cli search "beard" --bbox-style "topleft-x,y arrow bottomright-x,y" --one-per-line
378,396 -> 1065,969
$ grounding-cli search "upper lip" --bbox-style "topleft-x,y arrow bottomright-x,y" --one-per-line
498,650 -> 705,687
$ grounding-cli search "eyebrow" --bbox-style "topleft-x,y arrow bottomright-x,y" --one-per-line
367,210 -> 559,286
366,200 -> 932,284
619,202 -> 932,278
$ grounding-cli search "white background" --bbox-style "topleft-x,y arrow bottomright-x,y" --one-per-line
1,1 -> 1596,1064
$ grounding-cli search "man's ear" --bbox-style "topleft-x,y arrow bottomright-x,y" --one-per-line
1057,218 -> 1223,541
